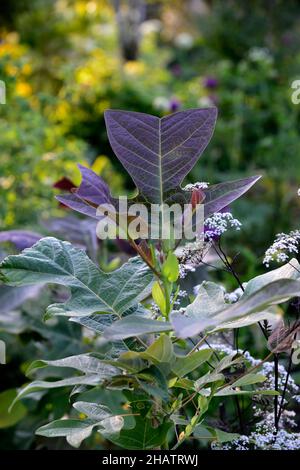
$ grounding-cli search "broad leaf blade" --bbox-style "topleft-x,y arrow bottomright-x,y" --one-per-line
172,349 -> 213,378
172,279 -> 300,338
203,175 -> 261,217
0,237 -> 153,318
103,316 -> 172,340
104,108 -> 217,203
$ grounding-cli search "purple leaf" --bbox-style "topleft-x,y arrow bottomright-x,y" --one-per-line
203,175 -> 261,218
76,164 -> 112,205
53,177 -> 76,191
0,230 -> 42,251
56,193 -> 99,219
56,164 -> 113,219
104,108 -> 217,203
43,216 -> 99,261
0,285 -> 41,313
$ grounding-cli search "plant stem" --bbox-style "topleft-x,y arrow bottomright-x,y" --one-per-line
234,395 -> 245,434
274,353 -> 279,431
276,347 -> 294,429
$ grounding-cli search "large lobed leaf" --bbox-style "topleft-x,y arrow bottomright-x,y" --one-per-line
172,278 -> 300,338
0,237 -> 153,318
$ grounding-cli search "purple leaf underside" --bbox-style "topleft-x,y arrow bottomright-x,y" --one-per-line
104,108 -> 218,204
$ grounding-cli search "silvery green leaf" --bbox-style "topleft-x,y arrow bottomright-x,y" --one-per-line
73,401 -> 112,420
26,353 -> 119,377
15,375 -> 101,403
216,389 -> 278,397
231,373 -> 266,387
103,316 -> 172,340
212,308 -> 278,332
172,279 -> 300,338
36,419 -> 96,448
0,237 -> 153,318
244,258 -> 300,297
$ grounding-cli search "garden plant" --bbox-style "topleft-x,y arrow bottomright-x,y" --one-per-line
1,107 -> 300,450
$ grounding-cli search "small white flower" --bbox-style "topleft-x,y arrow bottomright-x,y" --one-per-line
153,96 -> 169,111
183,182 -> 209,191
174,32 -> 193,48
204,212 -> 242,241
263,230 -> 300,266
197,96 -> 215,108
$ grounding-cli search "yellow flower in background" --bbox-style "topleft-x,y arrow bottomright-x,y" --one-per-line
5,64 -> 18,77
124,61 -> 146,76
92,155 -> 110,174
76,68 -> 96,86
55,101 -> 71,120
21,63 -> 32,76
15,82 -> 32,97
0,176 -> 15,190
95,100 -> 110,114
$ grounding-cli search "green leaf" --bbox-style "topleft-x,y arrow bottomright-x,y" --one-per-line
172,279 -> 300,338
103,316 -> 172,341
230,373 -> 266,387
212,308 -> 278,331
0,389 -> 27,428
36,419 -> 96,448
172,349 -> 213,378
36,409 -> 124,449
215,389 -> 279,397
152,281 -> 166,314
143,335 -> 174,364
244,258 -> 300,296
0,237 -> 153,318
214,428 -> 240,443
26,353 -> 119,377
162,253 -> 179,282
106,416 -> 171,450
72,401 -> 112,420
16,376 -> 102,403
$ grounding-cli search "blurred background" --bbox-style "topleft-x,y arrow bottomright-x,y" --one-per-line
0,0 -> 300,449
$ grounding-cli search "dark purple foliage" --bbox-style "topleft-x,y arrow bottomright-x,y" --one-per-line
104,108 -> 218,203
43,215 -> 99,261
0,230 -> 42,250
55,109 -> 261,229
53,177 -> 76,191
56,164 -> 114,219
203,175 -> 261,218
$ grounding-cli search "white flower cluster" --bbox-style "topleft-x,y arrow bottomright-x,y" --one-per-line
203,344 -> 300,450
224,286 -> 245,303
248,47 -> 273,64
218,422 -> 300,450
182,182 -> 209,191
172,289 -> 188,307
204,212 -> 242,241
178,235 -> 209,278
263,230 -> 300,267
